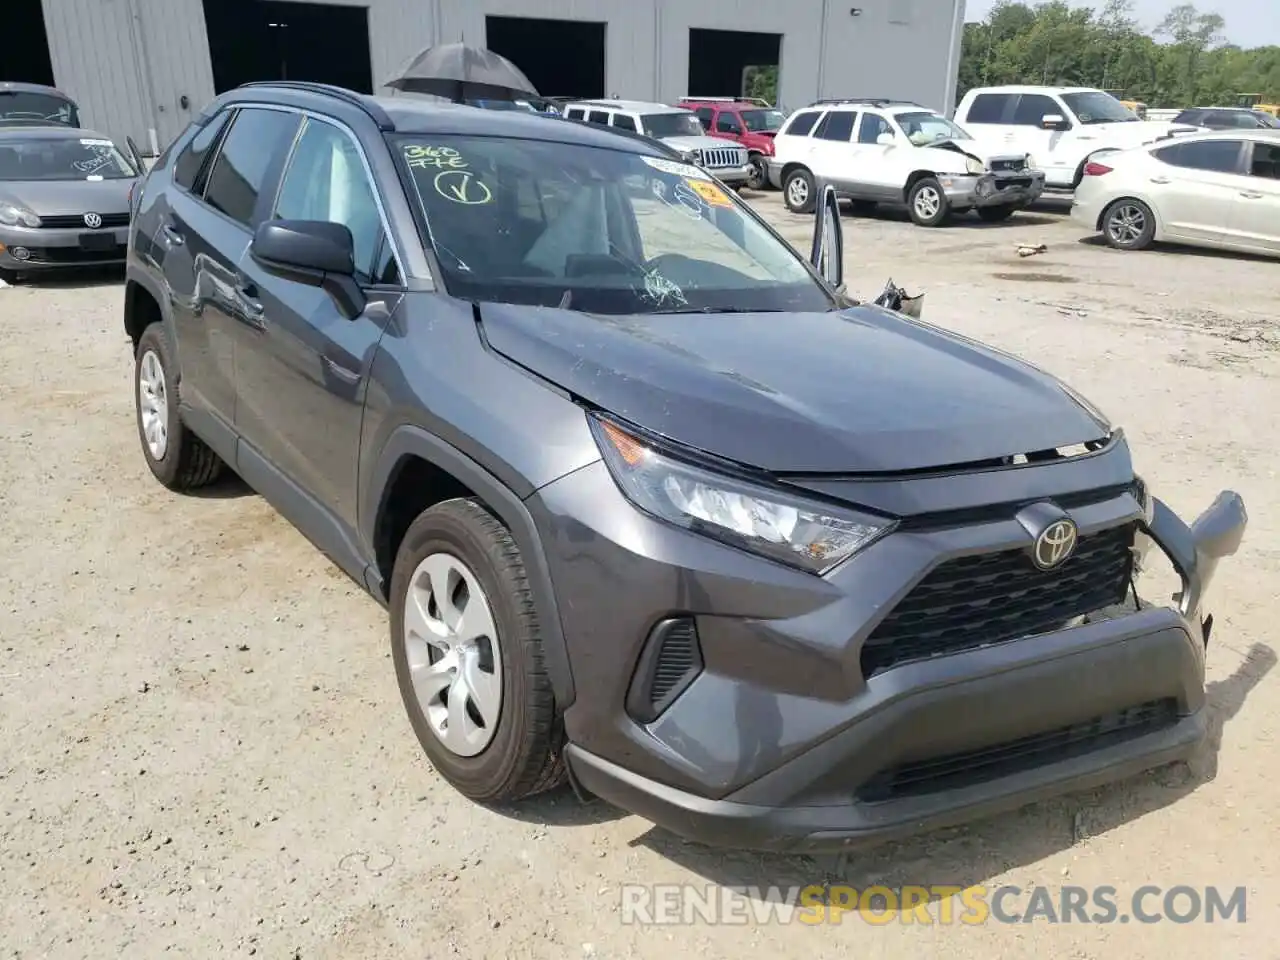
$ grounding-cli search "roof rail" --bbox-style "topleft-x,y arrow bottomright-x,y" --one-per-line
679,95 -> 773,107
808,98 -> 926,108
235,81 -> 395,131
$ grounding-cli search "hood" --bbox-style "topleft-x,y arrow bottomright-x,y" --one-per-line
660,134 -> 745,154
478,303 -> 1109,474
0,177 -> 134,216
927,138 -> 1027,166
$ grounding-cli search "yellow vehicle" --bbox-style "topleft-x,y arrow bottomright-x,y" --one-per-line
1103,89 -> 1147,119
1237,94 -> 1280,118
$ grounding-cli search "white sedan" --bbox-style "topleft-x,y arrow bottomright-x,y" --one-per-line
1071,129 -> 1280,257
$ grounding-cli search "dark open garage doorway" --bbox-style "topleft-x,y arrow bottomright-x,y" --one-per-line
484,16 -> 606,99
203,0 -> 373,94
687,29 -> 781,103
4,0 -> 56,85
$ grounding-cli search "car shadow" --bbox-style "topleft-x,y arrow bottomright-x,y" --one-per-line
616,641 -> 1274,899
844,205 -> 1061,230
1076,234 -> 1279,264
184,470 -> 255,500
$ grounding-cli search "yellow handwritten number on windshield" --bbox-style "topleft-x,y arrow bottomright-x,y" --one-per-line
434,169 -> 493,205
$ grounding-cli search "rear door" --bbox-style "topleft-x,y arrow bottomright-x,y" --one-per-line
159,106 -> 300,440
808,109 -> 858,185
232,114 -> 404,532
773,108 -> 823,170
1233,138 -> 1280,252
1146,138 -> 1248,244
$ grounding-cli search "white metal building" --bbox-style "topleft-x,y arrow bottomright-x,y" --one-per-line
26,0 -> 965,151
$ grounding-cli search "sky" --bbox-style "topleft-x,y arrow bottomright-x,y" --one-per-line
963,0 -> 1280,49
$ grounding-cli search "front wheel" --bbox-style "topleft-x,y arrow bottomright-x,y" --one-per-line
977,204 -> 1018,223
1101,198 -> 1156,250
907,177 -> 950,227
747,155 -> 768,190
390,498 -> 565,803
783,168 -> 816,213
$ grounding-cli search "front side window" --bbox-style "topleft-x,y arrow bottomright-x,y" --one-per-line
739,109 -> 785,132
203,107 -> 300,226
587,110 -> 610,125
0,91 -> 78,127
394,135 -> 833,315
174,110 -> 231,191
715,112 -> 742,134
611,114 -> 637,132
275,118 -> 387,280
1153,139 -> 1243,173
895,111 -> 971,144
640,112 -> 704,139
566,108 -> 585,120
1060,91 -> 1137,124
0,135 -> 135,182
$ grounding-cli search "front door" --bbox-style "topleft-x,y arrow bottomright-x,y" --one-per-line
1148,138 -> 1248,244
232,115 -> 403,532
1233,139 -> 1280,252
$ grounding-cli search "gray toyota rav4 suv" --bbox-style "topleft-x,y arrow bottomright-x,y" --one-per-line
124,81 -> 1247,853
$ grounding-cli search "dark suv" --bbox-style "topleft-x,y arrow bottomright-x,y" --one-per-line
124,81 -> 1246,853
1172,107 -> 1280,130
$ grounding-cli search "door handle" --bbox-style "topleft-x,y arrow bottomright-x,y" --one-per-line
1239,191 -> 1263,199
323,356 -> 361,385
160,223 -> 184,244
1148,176 -> 1171,184
234,279 -> 264,321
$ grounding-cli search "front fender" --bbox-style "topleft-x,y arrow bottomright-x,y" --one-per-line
1145,491 -> 1248,630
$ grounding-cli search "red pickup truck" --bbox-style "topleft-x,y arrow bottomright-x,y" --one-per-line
678,97 -> 787,190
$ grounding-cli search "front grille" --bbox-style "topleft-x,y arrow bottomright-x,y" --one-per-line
995,177 -> 1033,190
990,158 -> 1026,173
860,523 -> 1135,678
38,213 -> 130,229
699,147 -> 745,169
855,698 -> 1180,802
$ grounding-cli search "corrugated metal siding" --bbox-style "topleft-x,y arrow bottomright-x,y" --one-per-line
135,0 -> 216,148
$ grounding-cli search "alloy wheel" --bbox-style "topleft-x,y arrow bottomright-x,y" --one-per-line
138,349 -> 169,461
913,186 -> 942,220
1106,203 -> 1147,246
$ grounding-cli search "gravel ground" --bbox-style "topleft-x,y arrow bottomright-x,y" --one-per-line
1,193 -> 1277,959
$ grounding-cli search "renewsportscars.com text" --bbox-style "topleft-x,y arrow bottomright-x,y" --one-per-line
620,884 -> 1248,926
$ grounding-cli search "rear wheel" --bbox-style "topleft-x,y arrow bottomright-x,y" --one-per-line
783,168 -> 816,213
977,204 -> 1018,223
1101,198 -> 1155,251
134,324 -> 224,490
907,177 -> 950,227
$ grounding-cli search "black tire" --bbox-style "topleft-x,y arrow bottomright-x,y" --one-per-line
849,199 -> 879,216
977,204 -> 1018,223
907,177 -> 950,227
783,168 -> 816,213
390,497 -> 565,803
134,323 -> 224,490
1101,198 -> 1156,251
747,155 -> 768,190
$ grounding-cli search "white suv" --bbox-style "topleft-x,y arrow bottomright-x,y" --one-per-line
768,99 -> 1045,226
953,86 -> 1204,193
562,99 -> 752,187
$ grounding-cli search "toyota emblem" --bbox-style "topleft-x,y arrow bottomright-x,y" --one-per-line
1032,518 -> 1078,570
83,212 -> 103,228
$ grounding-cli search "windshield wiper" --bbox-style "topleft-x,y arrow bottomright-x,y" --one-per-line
655,306 -> 785,314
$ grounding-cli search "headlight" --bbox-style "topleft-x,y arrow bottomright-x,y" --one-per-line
965,156 -> 986,175
0,203 -> 40,228
591,415 -> 894,574
1025,153 -> 1036,169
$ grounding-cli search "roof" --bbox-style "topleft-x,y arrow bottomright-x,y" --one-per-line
0,125 -> 109,142
0,81 -> 76,101
213,84 -> 678,158
563,99 -> 689,115
964,85 -> 1099,95
1151,128 -> 1280,143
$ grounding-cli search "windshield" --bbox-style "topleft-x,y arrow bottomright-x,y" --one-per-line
640,112 -> 705,139
740,109 -> 785,132
0,137 -> 135,181
396,136 -> 833,315
1061,91 -> 1137,124
0,92 -> 79,127
896,111 -> 972,144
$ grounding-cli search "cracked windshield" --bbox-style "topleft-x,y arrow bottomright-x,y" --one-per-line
397,136 -> 833,315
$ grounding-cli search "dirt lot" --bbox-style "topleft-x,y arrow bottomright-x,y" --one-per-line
1,194 -> 1277,959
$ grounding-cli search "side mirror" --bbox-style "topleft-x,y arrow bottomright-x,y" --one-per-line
876,132 -> 896,146
1041,113 -> 1069,130
250,219 -> 365,319
809,183 -> 843,290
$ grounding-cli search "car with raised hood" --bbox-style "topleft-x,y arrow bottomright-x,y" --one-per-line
123,81 -> 1247,853
954,85 -> 1205,194
561,99 -> 752,187
0,82 -> 80,129
769,99 -> 1045,225
0,126 -> 144,282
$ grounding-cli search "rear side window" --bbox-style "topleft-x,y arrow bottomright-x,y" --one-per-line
1012,94 -> 1060,125
173,109 -> 231,191
783,110 -> 821,137
814,110 -> 857,141
202,107 -> 300,227
611,114 -> 637,132
1152,139 -> 1243,173
966,93 -> 1011,124
565,107 -> 585,120
1173,109 -> 1201,125
587,110 -> 610,125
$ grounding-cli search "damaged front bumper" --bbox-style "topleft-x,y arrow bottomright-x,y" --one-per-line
941,169 -> 1046,210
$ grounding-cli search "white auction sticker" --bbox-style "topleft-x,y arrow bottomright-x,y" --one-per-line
641,156 -> 711,181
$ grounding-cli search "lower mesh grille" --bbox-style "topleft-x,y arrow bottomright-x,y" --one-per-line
855,698 -> 1180,803
626,618 -> 704,723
